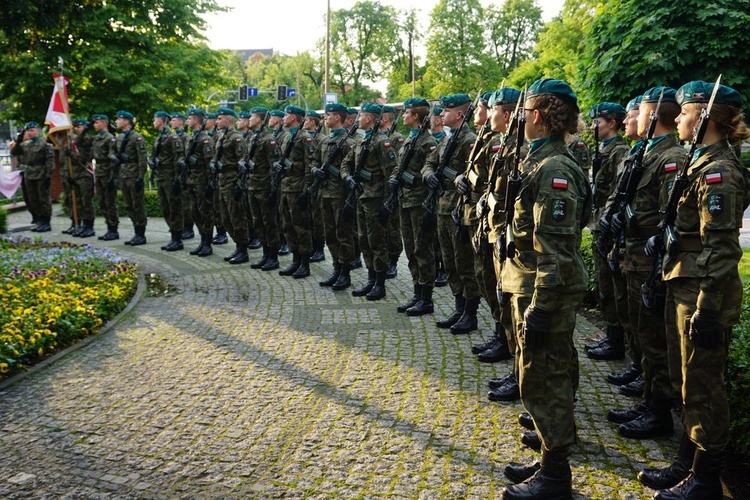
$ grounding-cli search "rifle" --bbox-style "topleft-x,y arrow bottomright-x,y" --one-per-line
592,118 -> 601,195
268,125 -> 301,206
497,88 -> 527,264
296,116 -> 360,210
473,93 -> 523,255
235,112 -> 270,201
148,127 -> 165,186
343,108 -> 384,217
177,120 -> 207,195
379,113 -> 431,223
388,107 -> 404,136
594,88 -> 664,271
421,91 -> 481,227
641,76 -> 722,309
453,119 -> 493,238
204,127 -> 227,201
109,130 -> 130,190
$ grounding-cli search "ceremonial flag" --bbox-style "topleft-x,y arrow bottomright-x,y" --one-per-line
45,73 -> 72,134
0,169 -> 23,199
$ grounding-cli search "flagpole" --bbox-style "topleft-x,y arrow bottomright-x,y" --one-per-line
58,57 -> 79,229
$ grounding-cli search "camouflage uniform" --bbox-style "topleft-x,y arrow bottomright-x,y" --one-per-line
247,126 -> 282,259
309,130 -> 326,259
91,129 -> 119,232
62,129 -> 96,230
116,130 -> 148,233
152,127 -> 185,235
386,129 -> 406,262
567,134 -> 591,175
662,141 -> 750,454
278,127 -> 314,256
501,138 -> 591,453
185,127 -> 215,242
10,136 -> 54,226
174,128 -> 193,235
217,128 -> 249,247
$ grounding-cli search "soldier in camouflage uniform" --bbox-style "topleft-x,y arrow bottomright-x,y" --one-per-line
313,103 -> 357,290
341,103 -> 396,300
90,114 -> 119,240
10,122 -> 54,232
214,108 -> 250,264
245,107 -> 282,271
500,79 -> 591,500
171,112 -> 194,240
62,119 -> 96,237
429,105 -> 448,288
303,110 -> 327,263
567,119 -> 592,175
184,108 -> 215,257
422,94 -> 481,333
276,105 -> 314,279
585,102 -> 632,362
380,105 -> 405,279
206,111 -> 229,246
268,109 -> 290,257
114,110 -> 148,246
387,98 -> 438,315
150,111 -> 185,251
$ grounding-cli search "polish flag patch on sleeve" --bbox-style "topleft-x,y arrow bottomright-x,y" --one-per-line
491,145 -> 501,152
577,141 -> 585,148
384,142 -> 391,148
705,172 -> 723,184
552,177 -> 569,189
664,162 -> 678,172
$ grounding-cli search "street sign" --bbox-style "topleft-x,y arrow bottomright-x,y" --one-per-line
248,87 -> 258,97
324,92 -> 338,105
287,88 -> 296,98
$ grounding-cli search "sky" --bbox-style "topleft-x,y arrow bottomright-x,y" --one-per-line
202,0 -> 566,55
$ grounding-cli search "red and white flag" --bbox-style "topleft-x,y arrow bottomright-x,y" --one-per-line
45,73 -> 72,134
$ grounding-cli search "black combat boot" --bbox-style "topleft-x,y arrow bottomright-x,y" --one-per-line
586,325 -> 626,360
190,234 -> 206,255
248,229 -> 262,249
278,237 -> 290,256
502,447 -> 572,499
62,221 -> 76,234
224,244 -> 241,262
293,253 -> 311,279
352,269 -> 376,297
99,224 -> 119,241
251,246 -> 270,269
366,271 -> 387,301
213,227 -> 228,245
350,255 -> 363,270
164,231 -> 183,251
331,265 -> 352,291
78,220 -> 96,238
319,262 -> 341,287
279,252 -> 301,276
520,431 -> 542,451
518,412 -> 535,430
450,296 -> 480,334
619,375 -> 645,398
436,295 -> 465,328
386,253 -> 399,279
607,401 -> 648,424
310,239 -> 326,262
228,243 -> 249,264
504,461 -> 541,484
477,322 -> 512,362
488,374 -> 520,402
639,432 -> 694,489
261,249 -> 280,271
434,267 -> 448,287
181,225 -> 195,240
71,222 -> 84,237
406,285 -> 434,316
397,284 -> 421,313
488,373 -> 514,390
198,234 -> 213,257
35,217 -> 51,232
607,362 -> 642,386
654,449 -> 723,500
618,398 -> 673,439
127,225 -> 147,246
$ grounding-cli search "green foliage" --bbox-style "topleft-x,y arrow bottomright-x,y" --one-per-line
580,230 -> 597,306
243,52 -> 324,111
0,0 -> 231,124
728,280 -> 750,458
484,0 -> 543,76
0,208 -> 7,234
577,0 -> 750,108
62,188 -> 163,218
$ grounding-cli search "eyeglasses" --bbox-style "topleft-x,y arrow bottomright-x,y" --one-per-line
524,108 -> 536,114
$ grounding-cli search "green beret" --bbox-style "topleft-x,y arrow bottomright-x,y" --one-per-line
641,86 -> 677,104
480,91 -> 493,106
382,105 -> 396,114
91,114 -> 108,122
217,107 -> 237,118
250,106 -> 268,115
360,103 -> 382,115
154,111 -> 171,119
206,112 -> 218,119
626,96 -> 642,112
588,102 -> 627,119
403,98 -> 429,109
170,112 -> 186,121
187,108 -> 205,117
306,110 -> 322,120
432,106 -> 444,116
325,103 -> 348,114
439,93 -> 472,108
676,80 -> 742,108
284,105 -> 306,117
347,107 -> 358,115
72,118 -> 89,126
489,88 -> 521,107
527,79 -> 578,111
238,110 -> 252,119
116,110 -> 134,121
269,109 -> 285,118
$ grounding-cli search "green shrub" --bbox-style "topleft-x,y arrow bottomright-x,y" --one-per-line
728,281 -> 750,458
580,230 -> 597,306
61,187 -> 164,218
0,208 -> 7,234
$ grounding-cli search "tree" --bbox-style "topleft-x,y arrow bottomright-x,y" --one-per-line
0,0 -> 230,125
423,0 -> 497,97
243,51 -> 325,111
578,0 -> 750,106
484,0 -> 543,76
328,0 -> 399,104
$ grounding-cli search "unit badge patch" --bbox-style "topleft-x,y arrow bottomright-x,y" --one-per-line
551,199 -> 566,221
707,194 -> 723,216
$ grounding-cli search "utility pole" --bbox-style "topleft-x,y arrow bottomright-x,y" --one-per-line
325,0 -> 330,96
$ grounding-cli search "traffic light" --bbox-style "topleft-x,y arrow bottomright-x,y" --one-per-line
277,85 -> 288,101
239,84 -> 248,101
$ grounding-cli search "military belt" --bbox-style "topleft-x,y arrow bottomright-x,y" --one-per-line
625,226 -> 660,239
671,235 -> 703,252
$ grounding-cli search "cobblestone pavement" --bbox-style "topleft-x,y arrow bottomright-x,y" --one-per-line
1,210 -> 685,499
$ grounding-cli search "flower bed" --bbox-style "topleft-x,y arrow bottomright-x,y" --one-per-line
0,235 -> 137,379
